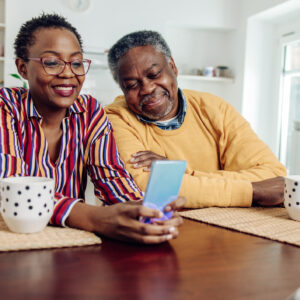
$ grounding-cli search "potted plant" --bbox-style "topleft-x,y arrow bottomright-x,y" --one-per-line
10,73 -> 28,89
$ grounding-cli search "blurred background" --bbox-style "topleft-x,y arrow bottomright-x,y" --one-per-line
0,0 -> 300,174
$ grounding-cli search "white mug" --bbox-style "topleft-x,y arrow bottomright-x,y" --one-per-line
284,175 -> 300,221
0,176 -> 55,233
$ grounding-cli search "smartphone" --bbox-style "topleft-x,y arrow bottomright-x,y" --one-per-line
141,160 -> 187,224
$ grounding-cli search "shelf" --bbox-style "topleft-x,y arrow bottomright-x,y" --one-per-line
178,74 -> 234,83
85,48 -> 108,70
90,61 -> 108,70
166,22 -> 236,32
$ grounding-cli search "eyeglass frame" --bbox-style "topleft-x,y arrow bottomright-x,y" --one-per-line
26,57 -> 92,76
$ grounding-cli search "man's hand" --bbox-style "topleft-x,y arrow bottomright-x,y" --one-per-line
252,177 -> 284,206
130,151 -> 167,171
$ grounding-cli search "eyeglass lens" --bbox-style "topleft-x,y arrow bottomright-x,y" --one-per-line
42,58 -> 90,75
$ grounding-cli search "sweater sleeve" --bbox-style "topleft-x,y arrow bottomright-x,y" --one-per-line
105,96 -> 286,208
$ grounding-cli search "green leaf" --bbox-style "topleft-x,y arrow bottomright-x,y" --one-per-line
10,73 -> 22,80
10,73 -> 28,89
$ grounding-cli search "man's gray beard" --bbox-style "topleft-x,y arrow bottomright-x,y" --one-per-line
139,90 -> 174,120
144,98 -> 174,121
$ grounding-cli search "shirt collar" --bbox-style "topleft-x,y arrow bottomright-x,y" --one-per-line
25,91 -> 86,119
26,91 -> 41,118
136,88 -> 187,130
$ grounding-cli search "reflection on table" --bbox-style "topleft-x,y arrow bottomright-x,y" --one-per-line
0,218 -> 300,299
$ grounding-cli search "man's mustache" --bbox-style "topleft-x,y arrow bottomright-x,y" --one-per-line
140,89 -> 170,107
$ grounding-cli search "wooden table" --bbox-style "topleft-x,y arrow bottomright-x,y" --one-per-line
0,218 -> 300,300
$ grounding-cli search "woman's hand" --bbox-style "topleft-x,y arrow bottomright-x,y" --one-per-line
153,197 -> 186,227
130,151 -> 167,171
66,199 -> 185,244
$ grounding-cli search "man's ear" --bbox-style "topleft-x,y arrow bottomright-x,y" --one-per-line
15,58 -> 28,80
169,57 -> 178,77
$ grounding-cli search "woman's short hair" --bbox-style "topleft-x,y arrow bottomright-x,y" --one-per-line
14,13 -> 83,61
108,30 -> 172,82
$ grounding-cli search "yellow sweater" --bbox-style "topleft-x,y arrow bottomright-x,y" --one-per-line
105,89 -> 286,208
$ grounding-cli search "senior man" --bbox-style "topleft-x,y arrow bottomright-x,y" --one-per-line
105,30 -> 286,208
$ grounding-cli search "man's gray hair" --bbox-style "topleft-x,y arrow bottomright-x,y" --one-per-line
108,30 -> 172,82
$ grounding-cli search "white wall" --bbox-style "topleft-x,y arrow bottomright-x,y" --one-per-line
5,0 -> 240,105
165,25 -> 240,109
4,0 -> 298,141
241,0 -> 300,154
230,0 -> 291,119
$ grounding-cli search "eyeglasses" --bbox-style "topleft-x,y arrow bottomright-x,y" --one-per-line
27,57 -> 92,76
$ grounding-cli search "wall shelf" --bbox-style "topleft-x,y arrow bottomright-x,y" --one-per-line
90,61 -> 108,70
85,48 -> 108,70
178,74 -> 234,83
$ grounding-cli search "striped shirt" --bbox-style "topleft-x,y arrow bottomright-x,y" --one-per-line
0,87 -> 143,226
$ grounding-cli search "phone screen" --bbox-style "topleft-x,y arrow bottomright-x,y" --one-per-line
141,160 -> 186,223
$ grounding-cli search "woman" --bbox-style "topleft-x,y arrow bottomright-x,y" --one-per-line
0,13 -> 184,243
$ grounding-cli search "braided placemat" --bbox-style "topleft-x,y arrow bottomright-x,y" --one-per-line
180,207 -> 300,247
0,216 -> 101,252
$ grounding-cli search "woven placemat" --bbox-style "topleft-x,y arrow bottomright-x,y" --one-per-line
0,216 -> 101,252
180,207 -> 300,247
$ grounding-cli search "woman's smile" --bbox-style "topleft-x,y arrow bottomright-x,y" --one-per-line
52,84 -> 76,97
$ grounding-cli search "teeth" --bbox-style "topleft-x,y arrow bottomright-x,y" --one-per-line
55,86 -> 73,91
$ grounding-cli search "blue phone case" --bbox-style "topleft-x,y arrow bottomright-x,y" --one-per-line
141,160 -> 186,224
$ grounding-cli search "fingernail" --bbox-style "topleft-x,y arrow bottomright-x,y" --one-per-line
169,226 -> 175,233
133,163 -> 139,167
130,158 -> 135,162
132,153 -> 138,157
165,205 -> 171,211
166,234 -> 173,240
158,211 -> 164,218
